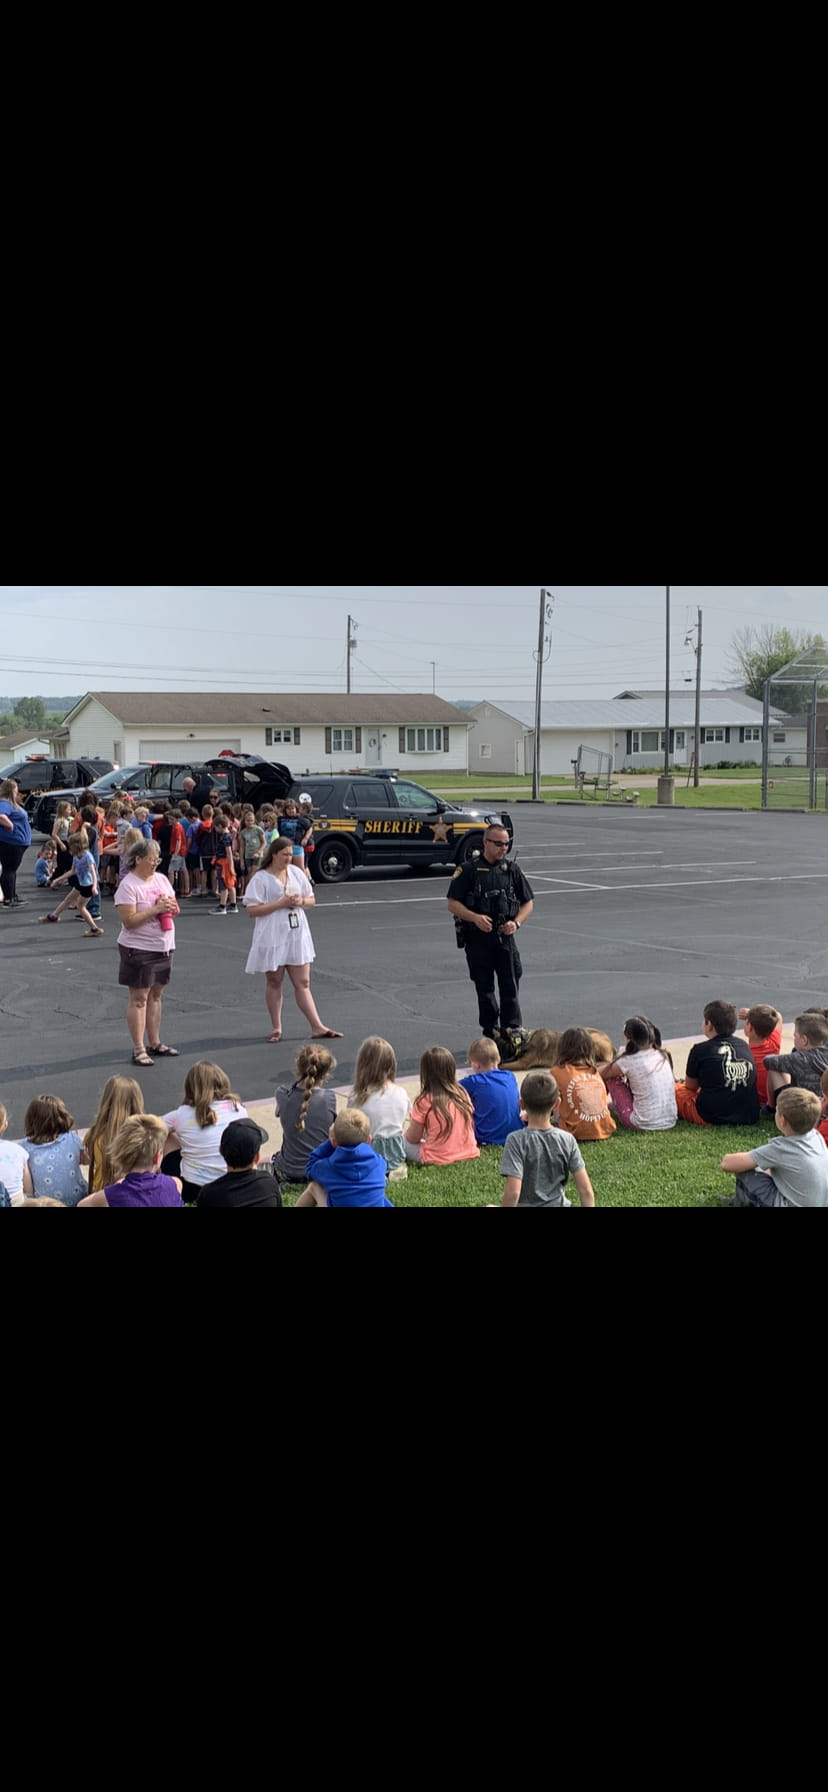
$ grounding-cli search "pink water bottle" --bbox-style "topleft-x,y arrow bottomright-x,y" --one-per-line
159,909 -> 174,932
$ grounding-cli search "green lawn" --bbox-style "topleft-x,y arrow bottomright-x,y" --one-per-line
277,1116 -> 777,1208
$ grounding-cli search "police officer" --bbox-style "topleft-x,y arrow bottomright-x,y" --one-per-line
447,824 -> 534,1039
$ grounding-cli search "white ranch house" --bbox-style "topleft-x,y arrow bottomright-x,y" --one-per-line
51,692 -> 472,778
468,691 -> 806,776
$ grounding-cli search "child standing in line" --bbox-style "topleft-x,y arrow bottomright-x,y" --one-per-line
210,812 -> 239,914
737,1004 -> 783,1111
49,801 -> 77,882
195,804 -> 218,897
763,1011 -> 828,1109
349,1035 -> 412,1181
600,1016 -> 677,1131
39,828 -> 104,935
272,1045 -> 338,1184
0,1101 -> 34,1203
463,1036 -> 524,1145
239,806 -> 265,896
404,1046 -> 480,1166
79,805 -> 102,922
132,806 -> 154,842
549,1027 -> 616,1140
718,1087 -> 828,1206
21,1094 -> 87,1205
278,799 -> 310,871
81,1075 -> 145,1193
495,1071 -> 596,1208
296,1109 -> 395,1207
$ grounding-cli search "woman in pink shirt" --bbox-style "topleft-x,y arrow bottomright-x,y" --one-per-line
404,1047 -> 480,1166
113,836 -> 180,1068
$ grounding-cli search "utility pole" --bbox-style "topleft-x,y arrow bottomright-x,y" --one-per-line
691,609 -> 698,784
346,615 -> 358,693
431,661 -> 437,694
658,585 -> 675,804
532,589 -> 554,801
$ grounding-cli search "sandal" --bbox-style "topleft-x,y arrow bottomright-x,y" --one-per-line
147,1043 -> 179,1056
132,1050 -> 154,1067
311,1028 -> 343,1038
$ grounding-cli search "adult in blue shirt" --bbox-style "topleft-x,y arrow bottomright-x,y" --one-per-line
0,778 -> 33,909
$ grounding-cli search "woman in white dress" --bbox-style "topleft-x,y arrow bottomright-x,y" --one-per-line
243,836 -> 343,1043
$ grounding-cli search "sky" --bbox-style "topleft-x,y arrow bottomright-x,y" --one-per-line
0,585 -> 825,705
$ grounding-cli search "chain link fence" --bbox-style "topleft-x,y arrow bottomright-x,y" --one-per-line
763,647 -> 828,810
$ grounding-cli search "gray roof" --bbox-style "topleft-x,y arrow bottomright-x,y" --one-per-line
67,691 -> 470,727
472,695 -> 794,730
0,729 -> 49,752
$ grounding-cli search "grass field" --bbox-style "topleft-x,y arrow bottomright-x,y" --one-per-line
276,1116 -> 778,1208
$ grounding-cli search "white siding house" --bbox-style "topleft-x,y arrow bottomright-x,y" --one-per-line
468,693 -> 806,776
52,693 -> 471,777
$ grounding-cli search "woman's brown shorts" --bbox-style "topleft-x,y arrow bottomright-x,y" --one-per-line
118,945 -> 175,990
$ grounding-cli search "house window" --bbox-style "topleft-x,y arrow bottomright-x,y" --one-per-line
479,743 -> 492,759
705,727 -> 725,743
406,727 -> 443,752
265,727 -> 293,746
332,728 -> 354,753
631,730 -> 662,753
744,726 -> 761,742
773,731 -> 786,743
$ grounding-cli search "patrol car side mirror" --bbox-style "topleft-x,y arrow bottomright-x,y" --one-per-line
435,798 -> 447,812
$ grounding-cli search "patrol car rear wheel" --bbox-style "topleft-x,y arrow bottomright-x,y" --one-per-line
456,832 -> 485,865
313,839 -> 355,884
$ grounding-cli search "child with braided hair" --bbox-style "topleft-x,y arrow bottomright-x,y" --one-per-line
272,1044 -> 338,1184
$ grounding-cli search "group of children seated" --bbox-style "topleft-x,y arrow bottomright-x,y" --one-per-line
4,998 -> 828,1209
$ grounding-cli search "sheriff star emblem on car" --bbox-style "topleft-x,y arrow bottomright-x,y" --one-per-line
430,818 -> 452,843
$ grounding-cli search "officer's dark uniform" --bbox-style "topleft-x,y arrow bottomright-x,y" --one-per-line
450,856 -> 534,1037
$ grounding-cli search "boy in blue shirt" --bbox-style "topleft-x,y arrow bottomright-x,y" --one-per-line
463,1036 -> 524,1145
296,1108 -> 394,1207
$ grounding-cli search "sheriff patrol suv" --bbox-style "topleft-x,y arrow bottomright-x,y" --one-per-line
293,772 -> 512,883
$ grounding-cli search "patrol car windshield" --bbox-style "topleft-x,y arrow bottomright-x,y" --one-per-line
392,781 -> 440,811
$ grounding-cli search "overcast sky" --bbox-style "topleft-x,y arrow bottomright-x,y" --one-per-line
0,585 -> 825,704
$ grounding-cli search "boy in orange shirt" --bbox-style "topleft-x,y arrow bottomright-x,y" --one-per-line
738,1004 -> 782,1112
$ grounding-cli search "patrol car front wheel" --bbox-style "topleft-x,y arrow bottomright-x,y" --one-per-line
456,833 -> 485,865
313,839 -> 355,884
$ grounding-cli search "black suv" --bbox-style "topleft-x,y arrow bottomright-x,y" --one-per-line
290,772 -> 512,883
1,756 -> 115,821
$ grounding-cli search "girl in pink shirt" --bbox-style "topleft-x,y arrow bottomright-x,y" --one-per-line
404,1047 -> 480,1166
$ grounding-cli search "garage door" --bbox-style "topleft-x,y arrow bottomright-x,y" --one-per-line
139,740 -> 242,759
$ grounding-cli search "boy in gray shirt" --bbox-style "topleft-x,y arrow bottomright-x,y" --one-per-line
497,1071 -> 596,1208
718,1087 -> 828,1207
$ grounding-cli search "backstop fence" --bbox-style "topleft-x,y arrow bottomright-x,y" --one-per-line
763,645 -> 828,810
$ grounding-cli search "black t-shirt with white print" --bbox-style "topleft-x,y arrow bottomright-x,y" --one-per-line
685,1033 -> 759,1125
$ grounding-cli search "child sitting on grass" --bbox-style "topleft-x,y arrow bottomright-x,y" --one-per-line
718,1087 -> 828,1207
763,1011 -> 828,1109
272,1045 -> 338,1184
549,1028 -> 616,1140
349,1036 -> 411,1181
819,1067 -> 828,1146
600,1015 -> 677,1130
463,1036 -> 524,1145
674,1000 -> 759,1126
737,1004 -> 783,1110
494,1071 -> 596,1208
78,1114 -> 184,1207
296,1108 -> 394,1207
404,1047 -> 480,1166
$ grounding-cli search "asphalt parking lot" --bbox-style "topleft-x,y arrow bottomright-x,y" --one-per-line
2,803 -> 827,1128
